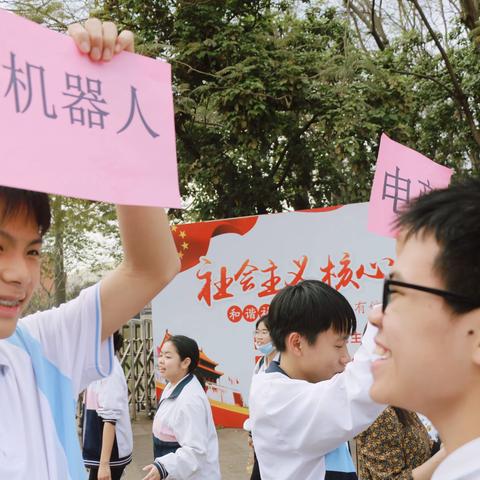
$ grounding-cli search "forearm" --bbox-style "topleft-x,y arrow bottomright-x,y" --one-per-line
100,206 -> 180,339
99,421 -> 116,466
116,206 -> 179,281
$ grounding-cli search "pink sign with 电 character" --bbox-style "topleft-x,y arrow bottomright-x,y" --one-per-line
368,133 -> 453,237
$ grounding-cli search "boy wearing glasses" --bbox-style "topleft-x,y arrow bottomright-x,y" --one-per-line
369,178 -> 480,480
249,280 -> 385,480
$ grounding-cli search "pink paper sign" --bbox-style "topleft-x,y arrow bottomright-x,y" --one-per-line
0,9 -> 181,207
368,133 -> 453,237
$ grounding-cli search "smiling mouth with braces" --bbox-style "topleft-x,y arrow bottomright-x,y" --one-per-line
0,299 -> 21,307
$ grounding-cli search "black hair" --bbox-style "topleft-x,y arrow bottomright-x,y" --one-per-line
394,178 -> 480,314
0,187 -> 50,236
168,335 -> 206,389
168,335 -> 200,373
113,330 -> 123,354
268,279 -> 356,352
255,315 -> 269,331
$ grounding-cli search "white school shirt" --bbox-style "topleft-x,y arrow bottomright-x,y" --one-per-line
153,374 -> 221,480
249,324 -> 385,480
0,284 -> 113,480
83,356 -> 133,467
244,351 -> 281,433
432,438 -> 480,480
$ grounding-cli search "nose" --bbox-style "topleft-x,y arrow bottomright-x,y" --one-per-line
341,347 -> 352,366
368,304 -> 383,329
1,253 -> 30,286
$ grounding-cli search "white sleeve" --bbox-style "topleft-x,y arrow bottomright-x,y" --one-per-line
250,324 -> 385,457
19,282 -> 113,395
96,361 -> 125,422
156,399 -> 210,478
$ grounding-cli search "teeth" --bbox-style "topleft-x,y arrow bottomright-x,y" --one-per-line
0,299 -> 20,307
374,345 -> 391,359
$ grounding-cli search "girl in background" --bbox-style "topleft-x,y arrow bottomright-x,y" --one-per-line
245,315 -> 280,480
143,335 -> 220,480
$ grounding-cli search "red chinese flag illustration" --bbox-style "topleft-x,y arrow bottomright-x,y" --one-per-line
171,216 -> 259,272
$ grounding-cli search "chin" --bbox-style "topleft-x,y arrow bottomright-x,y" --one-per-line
0,320 -> 18,339
370,383 -> 412,410
369,382 -> 392,405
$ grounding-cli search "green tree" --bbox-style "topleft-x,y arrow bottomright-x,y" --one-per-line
94,0 -> 479,221
3,1 -> 479,287
345,0 -> 480,170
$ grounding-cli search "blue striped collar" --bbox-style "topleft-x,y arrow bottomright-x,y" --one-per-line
265,360 -> 290,377
164,373 -> 194,400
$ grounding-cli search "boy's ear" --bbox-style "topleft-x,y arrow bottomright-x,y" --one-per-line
285,332 -> 303,357
466,312 -> 480,367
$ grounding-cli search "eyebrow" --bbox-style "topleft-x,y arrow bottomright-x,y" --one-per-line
0,229 -> 43,247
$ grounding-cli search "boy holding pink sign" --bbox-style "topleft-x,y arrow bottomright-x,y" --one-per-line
0,18 -> 179,480
368,179 -> 480,480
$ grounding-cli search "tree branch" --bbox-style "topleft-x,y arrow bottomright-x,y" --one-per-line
274,114 -> 319,189
390,69 -> 453,95
410,0 -> 480,162
370,0 -> 386,50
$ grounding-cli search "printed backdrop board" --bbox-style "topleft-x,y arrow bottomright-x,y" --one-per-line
152,203 -> 395,427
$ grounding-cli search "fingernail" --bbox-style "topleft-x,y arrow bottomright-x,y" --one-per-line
103,48 -> 112,61
80,42 -> 90,53
91,47 -> 101,60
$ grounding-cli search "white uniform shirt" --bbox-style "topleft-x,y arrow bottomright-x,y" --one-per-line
0,284 -> 113,480
153,374 -> 221,480
244,351 -> 281,433
83,356 -> 133,466
432,438 -> 480,480
249,324 -> 384,480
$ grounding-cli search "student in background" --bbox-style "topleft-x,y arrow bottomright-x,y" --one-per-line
253,315 -> 279,374
245,315 -> 280,480
83,331 -> 133,480
142,335 -> 220,480
356,406 -> 445,480
250,279 -> 384,480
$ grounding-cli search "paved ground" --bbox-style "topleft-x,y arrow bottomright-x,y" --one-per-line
125,413 -> 250,479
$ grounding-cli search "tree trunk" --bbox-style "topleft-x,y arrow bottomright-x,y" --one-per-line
52,197 -> 67,307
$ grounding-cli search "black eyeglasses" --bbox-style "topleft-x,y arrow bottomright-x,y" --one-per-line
382,279 -> 480,313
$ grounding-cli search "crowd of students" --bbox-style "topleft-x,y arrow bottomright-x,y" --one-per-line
0,16 -> 479,480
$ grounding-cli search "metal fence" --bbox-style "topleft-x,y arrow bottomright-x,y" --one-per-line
120,309 -> 156,420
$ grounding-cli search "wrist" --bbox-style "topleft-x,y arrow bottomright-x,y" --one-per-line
154,460 -> 168,479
